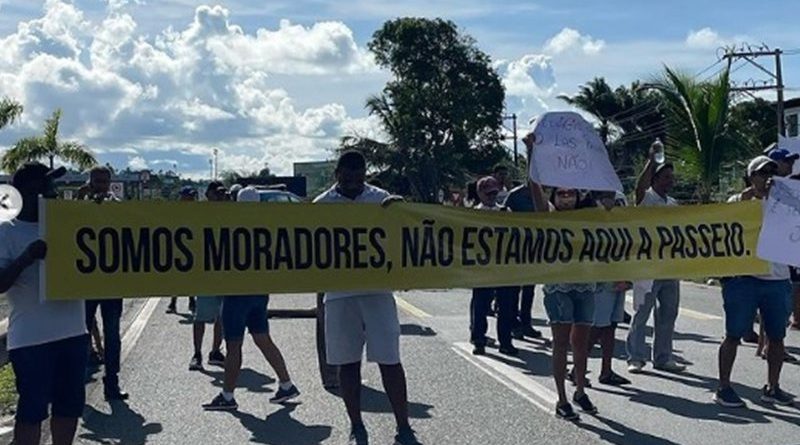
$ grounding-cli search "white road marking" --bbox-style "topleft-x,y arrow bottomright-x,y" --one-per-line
452,342 -> 557,413
120,297 -> 161,363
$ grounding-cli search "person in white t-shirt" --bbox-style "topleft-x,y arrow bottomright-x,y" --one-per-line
314,151 -> 421,445
713,156 -> 795,407
0,162 -> 87,445
626,145 -> 685,375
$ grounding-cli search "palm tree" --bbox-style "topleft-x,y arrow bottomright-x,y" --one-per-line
647,66 -> 742,203
0,97 -> 23,130
1,109 -> 96,172
558,77 -> 622,144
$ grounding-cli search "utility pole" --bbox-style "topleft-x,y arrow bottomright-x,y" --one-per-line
212,148 -> 219,180
723,45 -> 786,136
503,114 -> 518,164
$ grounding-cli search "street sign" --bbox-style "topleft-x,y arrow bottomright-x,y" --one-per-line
110,182 -> 125,198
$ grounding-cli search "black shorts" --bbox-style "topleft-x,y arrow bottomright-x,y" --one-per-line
9,334 -> 89,423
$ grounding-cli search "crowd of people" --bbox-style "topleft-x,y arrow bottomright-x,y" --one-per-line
0,132 -> 798,444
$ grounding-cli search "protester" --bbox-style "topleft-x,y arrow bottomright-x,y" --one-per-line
492,164 -> 511,203
767,148 -> 799,177
529,180 -> 597,420
168,186 -> 199,314
314,151 -> 421,445
228,183 -> 242,202
0,163 -> 87,445
469,176 -> 519,357
83,166 -> 128,401
502,133 -> 545,341
626,145 -> 685,374
189,182 -> 227,371
714,156 -> 795,407
202,188 -> 299,411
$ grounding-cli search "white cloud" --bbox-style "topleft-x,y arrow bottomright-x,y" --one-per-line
686,27 -> 725,49
127,155 -> 148,170
0,1 -> 380,176
543,28 -> 605,56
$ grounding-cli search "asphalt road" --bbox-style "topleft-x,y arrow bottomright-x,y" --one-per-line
6,283 -> 800,444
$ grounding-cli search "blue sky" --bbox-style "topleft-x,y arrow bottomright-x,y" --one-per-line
0,0 -> 798,178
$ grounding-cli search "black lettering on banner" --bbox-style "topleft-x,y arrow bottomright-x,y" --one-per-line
637,227 -> 652,260
204,228 -> 231,271
333,228 -> 352,268
462,227 -> 477,266
522,228 -> 546,264
402,227 -> 419,267
438,227 -> 454,267
670,225 -> 687,259
559,229 -> 574,262
684,225 -> 699,258
504,228 -> 521,265
730,223 -> 745,256
477,227 -> 493,266
76,227 -> 97,273
274,228 -> 294,270
494,227 -> 508,264
656,226 -> 673,260
710,223 -> 726,257
352,227 -> 369,269
697,224 -> 712,258
369,228 -> 387,268
294,228 -> 312,270
580,229 -> 595,262
174,227 -> 194,272
314,228 -> 333,269
421,221 -> 437,266
596,228 -> 613,262
544,228 -> 561,263
232,228 -> 253,271
623,228 -> 634,261
253,228 -> 272,270
98,227 -> 121,273
151,227 -> 173,273
120,227 -> 150,273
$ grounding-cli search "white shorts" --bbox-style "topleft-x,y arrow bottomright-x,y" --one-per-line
325,294 -> 401,366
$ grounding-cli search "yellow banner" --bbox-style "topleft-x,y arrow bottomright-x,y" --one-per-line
42,200 -> 769,300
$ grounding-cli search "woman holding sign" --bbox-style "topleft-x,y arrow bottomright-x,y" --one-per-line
530,182 -> 598,420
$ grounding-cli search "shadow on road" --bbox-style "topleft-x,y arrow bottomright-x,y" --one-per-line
80,402 -> 163,444
577,414 -> 682,445
230,404 -> 332,445
400,324 -> 437,337
360,385 -> 434,419
200,367 -> 277,394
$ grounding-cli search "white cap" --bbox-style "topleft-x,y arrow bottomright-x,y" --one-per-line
747,155 -> 777,177
237,186 -> 260,202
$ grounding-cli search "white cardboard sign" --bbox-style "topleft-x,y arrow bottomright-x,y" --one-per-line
529,111 -> 623,192
757,177 -> 800,267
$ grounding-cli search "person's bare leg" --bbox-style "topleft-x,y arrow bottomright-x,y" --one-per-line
251,333 -> 290,382
551,324 -> 572,404
50,416 -> 79,445
212,319 -> 223,353
571,324 -> 591,396
766,338 -> 784,389
598,326 -> 615,379
223,341 -> 243,393
339,362 -> 363,425
379,363 -> 410,430
193,323 -> 205,356
13,422 -> 41,445
718,336 -> 739,388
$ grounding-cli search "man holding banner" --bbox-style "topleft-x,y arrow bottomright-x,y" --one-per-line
626,146 -> 685,375
0,163 -> 87,445
314,151 -> 421,445
715,156 -> 795,407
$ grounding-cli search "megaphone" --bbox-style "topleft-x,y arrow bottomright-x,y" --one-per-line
0,184 -> 23,222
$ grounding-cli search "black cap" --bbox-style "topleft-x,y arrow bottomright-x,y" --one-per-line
654,162 -> 674,177
11,163 -> 66,189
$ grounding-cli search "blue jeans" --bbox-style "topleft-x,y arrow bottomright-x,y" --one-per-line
626,280 -> 680,365
86,299 -> 122,380
543,290 -> 595,325
470,287 -> 517,348
721,277 -> 791,340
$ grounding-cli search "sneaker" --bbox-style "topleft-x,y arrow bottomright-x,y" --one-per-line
208,350 -> 226,366
188,298 -> 197,313
511,328 -> 525,340
522,326 -> 542,339
394,426 -> 422,445
713,386 -> 746,408
166,303 -> 176,313
567,368 -> 592,388
269,384 -> 300,404
761,385 -> 795,406
627,361 -> 645,374
202,393 -> 237,411
189,354 -> 203,371
472,345 -> 486,356
555,402 -> 579,421
498,345 -> 519,356
654,360 -> 686,373
349,423 -> 368,445
573,391 -> 598,414
598,372 -> 631,386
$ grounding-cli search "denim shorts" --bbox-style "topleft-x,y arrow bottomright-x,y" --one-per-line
9,334 -> 89,423
544,290 -> 595,325
593,288 -> 625,327
221,295 -> 269,342
194,296 -> 222,324
721,277 -> 792,340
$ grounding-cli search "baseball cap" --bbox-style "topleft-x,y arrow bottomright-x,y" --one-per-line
767,148 -> 800,162
476,176 -> 500,194
747,155 -> 777,177
11,163 -> 66,189
654,162 -> 674,177
237,186 -> 260,202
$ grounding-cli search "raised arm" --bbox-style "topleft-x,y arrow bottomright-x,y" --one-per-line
635,146 -> 657,205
